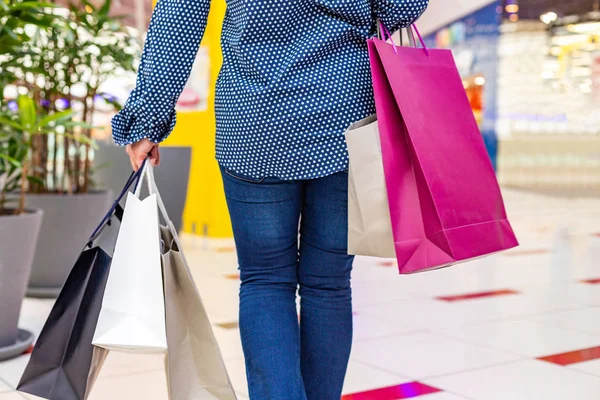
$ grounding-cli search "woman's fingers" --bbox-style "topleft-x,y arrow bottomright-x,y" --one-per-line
149,145 -> 160,166
135,151 -> 147,170
125,139 -> 158,171
126,145 -> 138,171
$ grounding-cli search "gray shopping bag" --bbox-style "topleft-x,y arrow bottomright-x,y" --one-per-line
143,164 -> 236,400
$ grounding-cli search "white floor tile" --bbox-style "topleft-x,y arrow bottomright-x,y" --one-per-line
438,319 -> 600,357
191,276 -> 240,321
224,358 -> 248,397
530,307 -> 600,335
350,332 -> 520,380
352,280 -> 423,307
451,291 -> 584,322
569,359 -> 600,377
214,327 -> 244,361
418,393 -> 469,400
352,313 -> 416,341
357,299 -> 491,330
353,257 -> 516,298
350,258 -> 400,283
0,380 -> 10,394
0,356 -> 29,389
426,359 -> 600,400
87,370 -> 168,400
0,392 -> 27,400
342,360 -> 409,394
514,283 -> 600,308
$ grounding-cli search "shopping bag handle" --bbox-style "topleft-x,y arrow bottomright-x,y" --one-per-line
87,160 -> 146,244
135,162 -> 177,235
378,21 -> 430,57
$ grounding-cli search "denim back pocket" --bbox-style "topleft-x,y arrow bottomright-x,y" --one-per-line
222,167 -> 266,184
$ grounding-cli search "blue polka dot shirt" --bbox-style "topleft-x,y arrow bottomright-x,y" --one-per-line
112,0 -> 429,180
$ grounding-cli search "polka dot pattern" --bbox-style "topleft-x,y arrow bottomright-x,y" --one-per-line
112,0 -> 429,180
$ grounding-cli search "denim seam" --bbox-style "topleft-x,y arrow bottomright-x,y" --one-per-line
224,197 -> 296,205
224,169 -> 266,183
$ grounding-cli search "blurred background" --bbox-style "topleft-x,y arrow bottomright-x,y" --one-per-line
1,1 -> 600,399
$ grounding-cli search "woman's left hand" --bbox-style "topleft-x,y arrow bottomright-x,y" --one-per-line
126,138 -> 161,171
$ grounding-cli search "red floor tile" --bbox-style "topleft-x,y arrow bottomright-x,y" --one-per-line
581,278 -> 600,285
538,346 -> 600,366
377,261 -> 397,267
436,289 -> 520,302
341,382 -> 441,400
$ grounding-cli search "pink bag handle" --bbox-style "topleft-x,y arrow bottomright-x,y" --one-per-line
378,21 -> 430,57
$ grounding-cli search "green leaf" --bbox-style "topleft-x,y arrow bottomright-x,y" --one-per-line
27,175 -> 45,186
0,153 -> 21,168
17,95 -> 36,131
0,117 -> 24,131
0,133 -> 14,142
8,2 -> 56,11
99,0 -> 111,16
62,120 -> 93,129
38,109 -> 74,127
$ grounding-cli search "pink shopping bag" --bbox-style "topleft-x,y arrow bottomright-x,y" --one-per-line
368,25 -> 518,274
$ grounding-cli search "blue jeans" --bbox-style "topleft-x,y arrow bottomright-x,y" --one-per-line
220,167 -> 354,400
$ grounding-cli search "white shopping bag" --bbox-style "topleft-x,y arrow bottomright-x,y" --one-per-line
92,162 -> 167,353
345,115 -> 396,258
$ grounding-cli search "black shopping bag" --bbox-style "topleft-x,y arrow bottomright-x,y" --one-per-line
18,169 -> 143,400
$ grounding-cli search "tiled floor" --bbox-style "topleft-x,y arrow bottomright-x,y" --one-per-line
2,189 -> 600,399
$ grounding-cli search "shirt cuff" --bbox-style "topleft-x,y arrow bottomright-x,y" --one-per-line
111,104 -> 177,146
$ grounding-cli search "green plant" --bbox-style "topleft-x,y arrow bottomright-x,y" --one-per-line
1,0 -> 138,196
0,95 -> 87,214
0,0 -> 57,95
0,106 -> 27,215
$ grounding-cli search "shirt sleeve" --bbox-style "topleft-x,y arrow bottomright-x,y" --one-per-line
374,0 -> 429,34
112,0 -> 211,146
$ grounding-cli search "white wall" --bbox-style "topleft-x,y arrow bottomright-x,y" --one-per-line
417,0 -> 498,35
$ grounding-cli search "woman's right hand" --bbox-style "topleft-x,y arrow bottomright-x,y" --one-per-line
126,138 -> 161,171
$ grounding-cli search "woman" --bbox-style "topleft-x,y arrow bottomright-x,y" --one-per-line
113,0 -> 428,398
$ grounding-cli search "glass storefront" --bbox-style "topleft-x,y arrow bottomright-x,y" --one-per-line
496,14 -> 600,194
426,2 -> 600,194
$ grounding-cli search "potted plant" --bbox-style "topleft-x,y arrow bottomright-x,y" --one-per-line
0,0 -> 56,361
2,0 -> 137,297
0,96 -> 45,361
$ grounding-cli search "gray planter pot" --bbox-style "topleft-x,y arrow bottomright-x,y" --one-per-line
26,191 -> 112,298
93,141 -> 191,233
0,209 -> 42,361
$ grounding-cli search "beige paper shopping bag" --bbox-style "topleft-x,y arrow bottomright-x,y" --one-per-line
161,235 -> 237,400
149,169 -> 236,399
345,115 -> 396,258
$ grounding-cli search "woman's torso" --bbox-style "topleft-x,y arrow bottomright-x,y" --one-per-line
215,0 -> 376,180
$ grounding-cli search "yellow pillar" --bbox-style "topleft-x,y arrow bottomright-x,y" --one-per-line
160,0 -> 233,238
